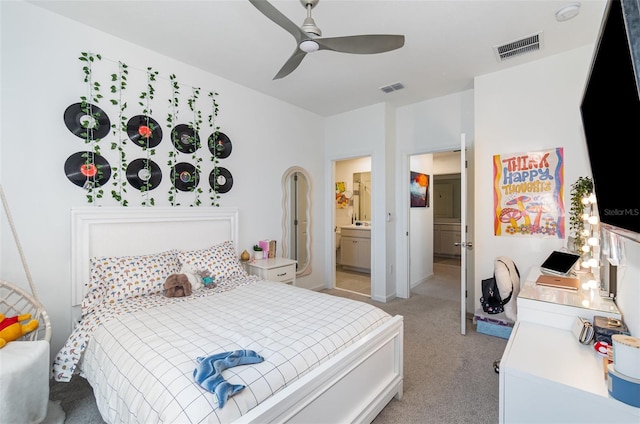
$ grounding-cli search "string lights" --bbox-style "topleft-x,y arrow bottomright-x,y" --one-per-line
579,192 -> 600,271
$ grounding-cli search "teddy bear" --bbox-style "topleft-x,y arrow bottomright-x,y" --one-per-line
0,313 -> 39,348
164,274 -> 193,298
178,265 -> 205,291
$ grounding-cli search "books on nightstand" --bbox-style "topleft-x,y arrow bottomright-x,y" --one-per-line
258,240 -> 277,258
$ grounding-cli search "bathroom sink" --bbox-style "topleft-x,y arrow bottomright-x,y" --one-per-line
341,223 -> 371,229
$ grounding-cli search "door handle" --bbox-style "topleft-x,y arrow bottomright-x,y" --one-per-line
454,241 -> 473,249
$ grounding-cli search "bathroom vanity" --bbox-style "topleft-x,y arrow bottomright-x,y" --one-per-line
434,220 -> 461,257
340,225 -> 371,272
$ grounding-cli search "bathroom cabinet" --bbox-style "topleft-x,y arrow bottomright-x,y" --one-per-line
340,227 -> 371,272
434,222 -> 461,257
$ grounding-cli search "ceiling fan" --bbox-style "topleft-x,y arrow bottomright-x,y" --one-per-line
249,0 -> 405,79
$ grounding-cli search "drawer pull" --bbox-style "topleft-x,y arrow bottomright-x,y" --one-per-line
277,272 -> 287,277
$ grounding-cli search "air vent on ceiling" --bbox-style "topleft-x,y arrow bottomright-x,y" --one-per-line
380,82 -> 405,94
493,31 -> 544,62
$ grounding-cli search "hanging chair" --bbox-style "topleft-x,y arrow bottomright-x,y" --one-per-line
0,280 -> 51,342
0,185 -> 51,343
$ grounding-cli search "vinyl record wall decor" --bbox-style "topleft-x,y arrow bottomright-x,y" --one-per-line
63,51 -> 234,207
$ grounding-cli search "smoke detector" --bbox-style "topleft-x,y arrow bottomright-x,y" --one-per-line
556,3 -> 581,22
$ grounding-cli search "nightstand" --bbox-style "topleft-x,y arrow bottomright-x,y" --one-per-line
247,257 -> 297,285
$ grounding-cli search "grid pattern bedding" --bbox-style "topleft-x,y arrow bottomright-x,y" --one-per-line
77,279 -> 391,423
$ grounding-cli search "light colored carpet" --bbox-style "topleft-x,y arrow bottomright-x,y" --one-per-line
41,400 -> 65,424
49,264 -> 508,423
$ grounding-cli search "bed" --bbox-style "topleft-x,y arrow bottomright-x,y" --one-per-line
53,207 -> 403,423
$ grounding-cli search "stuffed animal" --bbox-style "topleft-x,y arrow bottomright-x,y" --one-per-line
178,265 -> 204,291
164,274 -> 193,298
0,313 -> 39,348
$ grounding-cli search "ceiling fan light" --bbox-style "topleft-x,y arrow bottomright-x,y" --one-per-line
300,40 -> 319,53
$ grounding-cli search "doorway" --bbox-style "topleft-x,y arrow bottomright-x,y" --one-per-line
408,151 -> 462,307
334,156 -> 371,296
433,172 -> 462,268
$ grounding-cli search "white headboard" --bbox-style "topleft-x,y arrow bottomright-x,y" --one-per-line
71,207 -> 239,307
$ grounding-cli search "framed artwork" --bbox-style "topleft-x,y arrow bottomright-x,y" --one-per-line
410,171 -> 429,207
335,181 -> 349,209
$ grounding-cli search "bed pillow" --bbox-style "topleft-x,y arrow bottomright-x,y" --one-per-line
82,249 -> 181,314
178,241 -> 246,282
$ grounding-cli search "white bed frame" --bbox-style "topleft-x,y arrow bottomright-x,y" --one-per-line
70,207 -> 403,423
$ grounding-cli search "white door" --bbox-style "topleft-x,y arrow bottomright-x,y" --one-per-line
456,133 -> 471,335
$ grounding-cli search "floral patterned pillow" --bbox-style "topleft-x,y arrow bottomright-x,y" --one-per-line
82,249 -> 180,315
178,241 -> 246,282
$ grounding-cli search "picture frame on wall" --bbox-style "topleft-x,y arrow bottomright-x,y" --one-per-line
410,171 -> 429,207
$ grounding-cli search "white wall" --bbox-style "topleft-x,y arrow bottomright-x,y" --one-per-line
474,46 -> 596,297
395,90 -> 474,299
433,153 -> 462,174
0,2 -> 326,360
409,154 -> 434,287
474,44 -> 640,334
324,103 -> 392,301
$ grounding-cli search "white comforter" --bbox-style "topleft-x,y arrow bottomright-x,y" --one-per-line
76,280 -> 390,423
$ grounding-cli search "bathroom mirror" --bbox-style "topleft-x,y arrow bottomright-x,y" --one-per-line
353,172 -> 371,222
281,166 -> 312,277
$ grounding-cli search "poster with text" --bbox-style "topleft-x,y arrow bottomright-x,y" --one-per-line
493,147 -> 565,238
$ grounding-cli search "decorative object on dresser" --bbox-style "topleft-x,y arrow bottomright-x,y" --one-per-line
593,316 -> 630,344
570,316 -> 594,344
240,249 -> 250,262
252,244 -> 264,259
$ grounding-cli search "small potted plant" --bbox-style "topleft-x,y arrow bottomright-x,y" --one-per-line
569,176 -> 594,252
253,244 -> 264,259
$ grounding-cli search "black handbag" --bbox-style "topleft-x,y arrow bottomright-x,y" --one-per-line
480,276 -> 512,314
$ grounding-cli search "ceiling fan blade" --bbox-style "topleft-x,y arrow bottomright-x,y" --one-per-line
317,34 -> 405,54
273,49 -> 307,80
248,0 -> 306,43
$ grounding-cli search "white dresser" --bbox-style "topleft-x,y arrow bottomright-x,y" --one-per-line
247,257 -> 297,285
499,269 -> 639,423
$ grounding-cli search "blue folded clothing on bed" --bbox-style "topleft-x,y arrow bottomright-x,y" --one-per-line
193,349 -> 264,408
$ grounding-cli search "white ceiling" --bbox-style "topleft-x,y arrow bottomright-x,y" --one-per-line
29,0 -> 608,117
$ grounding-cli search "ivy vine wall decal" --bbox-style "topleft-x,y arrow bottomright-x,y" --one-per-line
63,51 -> 227,207
110,60 -> 129,206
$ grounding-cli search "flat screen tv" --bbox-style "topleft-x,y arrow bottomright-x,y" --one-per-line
580,0 -> 640,243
